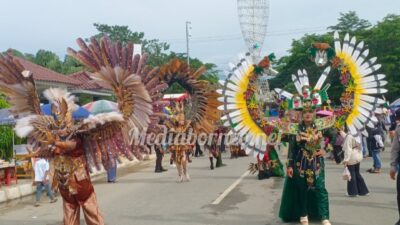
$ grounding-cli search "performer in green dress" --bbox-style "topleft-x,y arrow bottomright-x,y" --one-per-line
275,66 -> 335,225
280,108 -> 331,225
218,31 -> 387,225
277,31 -> 388,225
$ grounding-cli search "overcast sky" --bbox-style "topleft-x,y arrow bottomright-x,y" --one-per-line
1,0 -> 399,69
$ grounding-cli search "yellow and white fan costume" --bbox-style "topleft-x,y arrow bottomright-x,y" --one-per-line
333,31 -> 387,142
217,31 -> 388,154
217,53 -> 273,156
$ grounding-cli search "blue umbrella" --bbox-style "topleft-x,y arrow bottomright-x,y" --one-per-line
41,104 -> 90,120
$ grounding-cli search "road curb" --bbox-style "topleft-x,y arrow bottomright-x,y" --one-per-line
0,190 -> 7,203
19,183 -> 35,196
4,186 -> 20,200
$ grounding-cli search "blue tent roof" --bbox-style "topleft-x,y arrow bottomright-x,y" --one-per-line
0,105 -> 90,126
41,104 -> 90,120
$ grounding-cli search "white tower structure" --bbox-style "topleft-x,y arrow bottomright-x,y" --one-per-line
237,0 -> 269,62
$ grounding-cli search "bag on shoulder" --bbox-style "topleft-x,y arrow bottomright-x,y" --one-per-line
333,145 -> 344,164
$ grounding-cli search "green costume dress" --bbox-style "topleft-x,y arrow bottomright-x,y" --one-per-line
279,123 -> 331,222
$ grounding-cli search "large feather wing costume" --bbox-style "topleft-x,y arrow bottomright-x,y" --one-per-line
68,37 -> 153,131
67,36 -> 160,167
0,54 -> 42,117
0,38 -> 157,171
0,54 -> 81,158
0,54 -> 55,145
157,59 -> 221,133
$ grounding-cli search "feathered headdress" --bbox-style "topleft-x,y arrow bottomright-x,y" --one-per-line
274,67 -> 332,111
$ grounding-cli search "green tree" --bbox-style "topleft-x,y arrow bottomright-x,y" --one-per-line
0,95 -> 9,108
34,50 -> 63,72
328,11 -> 371,33
92,23 -> 146,44
5,49 -> 25,58
271,13 -> 400,103
362,14 -> 400,102
92,23 -> 170,67
164,55 -> 220,93
91,23 -> 221,84
269,33 -> 337,100
0,96 -> 13,161
61,55 -> 84,74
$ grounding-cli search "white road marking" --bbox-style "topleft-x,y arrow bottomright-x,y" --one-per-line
211,170 -> 250,205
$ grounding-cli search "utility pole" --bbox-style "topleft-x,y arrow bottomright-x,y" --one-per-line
185,21 -> 191,67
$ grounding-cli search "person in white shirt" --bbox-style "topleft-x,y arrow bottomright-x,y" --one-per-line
34,158 -> 57,206
342,130 -> 369,197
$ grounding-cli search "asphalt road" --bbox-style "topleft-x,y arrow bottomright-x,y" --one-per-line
0,150 -> 398,225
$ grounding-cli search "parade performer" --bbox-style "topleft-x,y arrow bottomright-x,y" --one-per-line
230,144 -> 241,159
208,134 -> 219,170
278,94 -> 334,225
154,59 -> 221,181
208,126 -> 226,170
0,36 -> 165,224
277,31 -> 387,225
72,37 -> 220,182
165,102 -> 192,182
227,128 -> 241,159
154,144 -> 167,173
217,30 -> 387,224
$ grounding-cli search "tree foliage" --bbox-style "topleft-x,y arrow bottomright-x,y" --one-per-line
90,23 -> 220,93
7,49 -> 83,75
270,12 -> 400,103
361,14 -> 400,102
6,23 -> 220,100
328,11 -> 371,33
91,23 -> 171,68
0,96 -> 13,161
7,23 -> 220,90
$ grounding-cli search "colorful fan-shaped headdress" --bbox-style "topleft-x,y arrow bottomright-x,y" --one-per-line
331,31 -> 387,140
217,53 -> 280,156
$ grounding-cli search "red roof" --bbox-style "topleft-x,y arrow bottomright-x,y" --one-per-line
16,57 -> 81,86
68,71 -> 111,90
